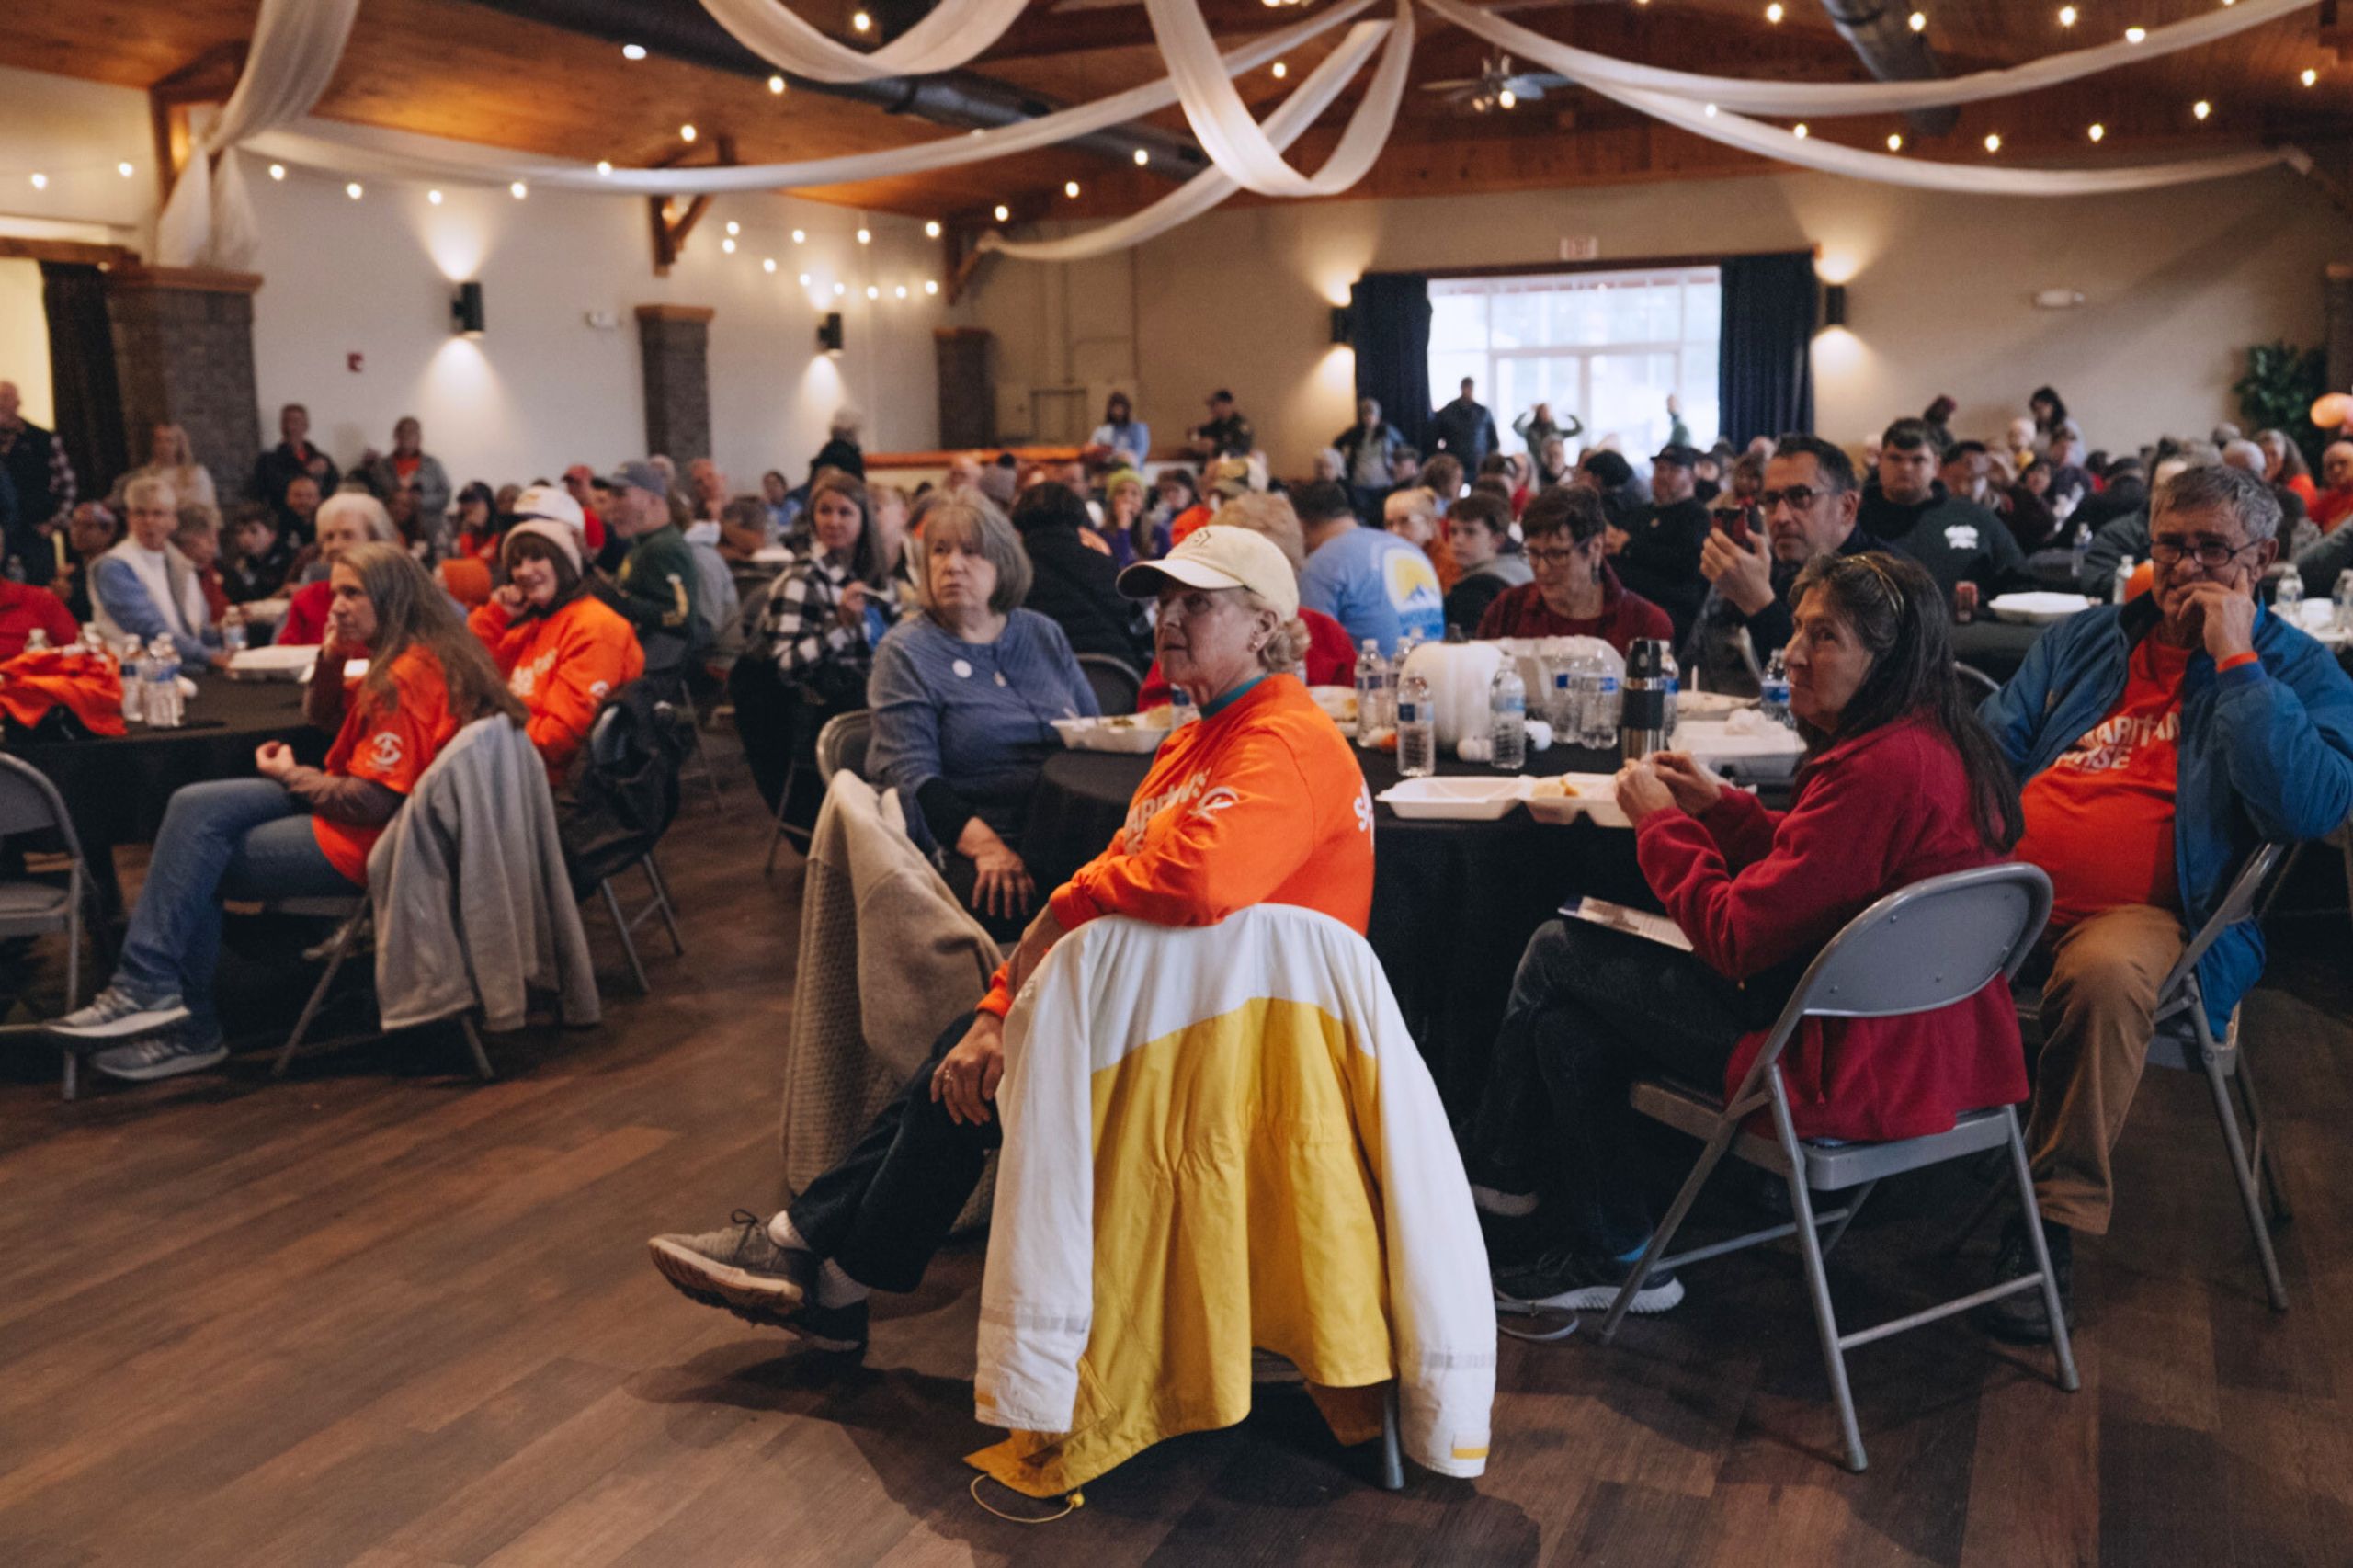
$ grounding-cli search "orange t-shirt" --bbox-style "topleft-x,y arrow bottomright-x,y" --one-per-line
313,646 -> 461,884
2015,636 -> 2189,929
977,674 -> 1374,1017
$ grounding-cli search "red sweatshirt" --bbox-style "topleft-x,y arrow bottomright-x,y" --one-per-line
1634,714 -> 2028,1142
1475,563 -> 1672,654
978,674 -> 1373,1017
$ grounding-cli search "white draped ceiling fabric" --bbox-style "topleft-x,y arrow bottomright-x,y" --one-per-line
1426,0 -> 2312,196
1145,0 -> 1415,198
241,0 -> 1375,197
155,0 -> 361,267
699,0 -> 1029,83
979,17 -> 1394,260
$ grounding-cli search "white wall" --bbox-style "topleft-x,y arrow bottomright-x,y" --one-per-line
0,63 -> 951,492
967,166 -> 2353,472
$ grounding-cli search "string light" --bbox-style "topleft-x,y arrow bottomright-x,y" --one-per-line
1134,148 -> 1150,165
800,272 -> 812,284
509,181 -> 528,199
726,220 -> 740,235
834,281 -> 847,295
768,75 -> 787,94
925,219 -> 941,237
722,237 -> 736,253
1271,61 -> 1289,78
597,160 -> 613,176
994,203 -> 1010,221
621,43 -> 646,60
2303,66 -> 2320,86
346,181 -> 363,199
269,163 -> 286,180
2124,25 -> 2145,40
428,187 -> 444,204
2057,4 -> 2076,23
857,226 -> 871,244
1793,122 -> 1810,138
1984,131 -> 2002,152
1886,131 -> 1904,151
117,161 -> 133,177
792,228 -> 806,242
1907,10 -> 1927,29
895,285 -> 908,298
865,284 -> 880,299
679,124 -> 697,142
1704,102 -> 1719,117
2088,121 -> 2106,140
1765,2 -> 1783,20
763,256 -> 778,272
1064,180 -> 1081,197
852,9 -> 871,29
2193,98 -> 2211,119
926,279 -> 939,295
1498,88 -> 1517,108
28,173 -> 45,190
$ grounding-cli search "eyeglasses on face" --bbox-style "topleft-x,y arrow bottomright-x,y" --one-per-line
1524,545 -> 1584,567
2148,536 -> 2264,569
1756,486 -> 1826,512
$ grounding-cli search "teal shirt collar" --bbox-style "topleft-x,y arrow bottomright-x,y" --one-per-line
1197,673 -> 1268,719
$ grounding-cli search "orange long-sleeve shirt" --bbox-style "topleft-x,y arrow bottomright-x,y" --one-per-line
977,673 -> 1374,1017
468,593 -> 645,779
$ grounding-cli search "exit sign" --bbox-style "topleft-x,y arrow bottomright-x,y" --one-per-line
1560,236 -> 1599,261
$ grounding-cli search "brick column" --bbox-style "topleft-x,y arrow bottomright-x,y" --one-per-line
106,264 -> 263,504
635,304 -> 714,464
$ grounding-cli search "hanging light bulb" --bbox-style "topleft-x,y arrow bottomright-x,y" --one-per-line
1908,9 -> 1927,29
346,181 -> 363,199
1792,122 -> 1810,139
925,219 -> 942,237
2303,66 -> 2321,86
622,42 -> 647,60
1765,2 -> 1783,20
1984,131 -> 2002,152
2124,25 -> 2146,40
597,160 -> 613,176
117,161 -> 134,177
1064,180 -> 1081,198
1271,60 -> 1289,78
1498,88 -> 1518,108
2088,121 -> 2106,140
866,284 -> 880,299
994,203 -> 1011,222
926,279 -> 939,295
763,257 -> 778,273
1886,131 -> 1904,151
510,181 -> 528,199
269,163 -> 286,181
2193,98 -> 2211,119
895,285 -> 908,299
852,9 -> 871,29
834,281 -> 847,295
1704,102 -> 1719,117
28,173 -> 46,191
800,272 -> 812,285
857,227 -> 871,244
2057,4 -> 2076,23
1134,148 -> 1150,165
726,220 -> 741,235
722,237 -> 736,253
792,228 -> 806,243
428,187 -> 444,204
768,74 -> 787,94
680,124 -> 698,142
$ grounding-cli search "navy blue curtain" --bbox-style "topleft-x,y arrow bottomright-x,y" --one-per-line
1349,273 -> 1432,451
1717,252 -> 1815,445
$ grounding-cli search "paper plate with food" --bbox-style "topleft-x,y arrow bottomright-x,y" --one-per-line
1523,773 -> 1631,828
1051,710 -> 1175,754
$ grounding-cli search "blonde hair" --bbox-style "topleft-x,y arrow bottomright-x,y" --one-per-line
918,494 -> 1030,615
152,423 -> 195,468
1240,589 -> 1311,675
1208,492 -> 1306,573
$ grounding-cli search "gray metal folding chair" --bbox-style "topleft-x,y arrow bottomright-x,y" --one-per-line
0,756 -> 96,1098
1075,653 -> 1143,717
813,710 -> 872,787
269,896 -> 494,1082
1953,662 -> 2003,702
1594,863 -> 2075,1473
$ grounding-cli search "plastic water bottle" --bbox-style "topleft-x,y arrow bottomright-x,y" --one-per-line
1577,657 -> 1620,749
2334,570 -> 2353,634
2070,520 -> 2093,577
1169,686 -> 1199,728
1354,640 -> 1391,746
1661,648 -> 1681,741
1488,660 -> 1527,771
222,605 -> 248,656
23,629 -> 50,654
145,635 -> 182,728
1546,650 -> 1575,733
118,638 -> 144,722
2275,564 -> 2305,624
1397,669 -> 1436,778
1761,649 -> 1793,729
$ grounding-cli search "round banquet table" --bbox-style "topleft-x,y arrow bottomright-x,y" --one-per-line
1024,738 -> 1662,1121
14,677 -> 324,903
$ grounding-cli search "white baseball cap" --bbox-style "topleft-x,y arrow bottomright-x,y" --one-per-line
506,483 -> 586,573
1117,524 -> 1298,619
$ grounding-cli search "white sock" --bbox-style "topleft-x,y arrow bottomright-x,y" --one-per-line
766,1214 -> 812,1253
815,1258 -> 870,1309
1472,1185 -> 1539,1218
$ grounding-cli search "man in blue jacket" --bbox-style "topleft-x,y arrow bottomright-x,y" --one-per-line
1977,463 -> 2353,1342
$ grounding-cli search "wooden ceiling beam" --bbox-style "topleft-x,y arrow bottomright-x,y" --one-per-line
146,40 -> 246,205
649,135 -> 738,276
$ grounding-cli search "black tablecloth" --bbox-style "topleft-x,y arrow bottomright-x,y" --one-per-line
1950,619 -> 2047,685
1026,740 -> 1656,1119
15,676 -> 321,850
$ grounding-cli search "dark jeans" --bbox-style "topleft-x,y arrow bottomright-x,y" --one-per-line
786,1011 -> 999,1293
1468,917 -> 1749,1256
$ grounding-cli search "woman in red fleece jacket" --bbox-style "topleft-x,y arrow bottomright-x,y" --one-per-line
1472,551 -> 2029,1317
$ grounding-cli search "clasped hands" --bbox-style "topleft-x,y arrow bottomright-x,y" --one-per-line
1613,750 -> 1725,826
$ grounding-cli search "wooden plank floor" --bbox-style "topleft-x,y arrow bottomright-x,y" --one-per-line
4,734 -> 2351,1567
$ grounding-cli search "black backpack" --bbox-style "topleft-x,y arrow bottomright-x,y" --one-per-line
557,682 -> 693,896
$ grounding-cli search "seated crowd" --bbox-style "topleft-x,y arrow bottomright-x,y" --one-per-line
12,369 -> 2353,1422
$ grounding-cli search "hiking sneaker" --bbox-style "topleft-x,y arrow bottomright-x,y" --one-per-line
1974,1216 -> 2075,1346
1494,1245 -> 1686,1315
89,1024 -> 228,1083
779,1296 -> 869,1356
51,985 -> 189,1041
648,1210 -> 816,1325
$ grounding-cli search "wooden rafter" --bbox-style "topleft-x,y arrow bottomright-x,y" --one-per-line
146,40 -> 246,206
646,136 -> 739,277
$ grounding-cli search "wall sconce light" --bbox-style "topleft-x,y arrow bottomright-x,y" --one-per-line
451,280 -> 486,337
1822,284 -> 1847,330
817,311 -> 845,354
1329,306 -> 1355,345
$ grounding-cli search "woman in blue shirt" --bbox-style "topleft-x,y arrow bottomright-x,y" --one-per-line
1087,392 -> 1151,469
868,494 -> 1097,939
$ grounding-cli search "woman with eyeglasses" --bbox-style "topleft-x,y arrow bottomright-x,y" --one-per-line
1475,483 -> 1673,653
1468,550 -> 2029,1320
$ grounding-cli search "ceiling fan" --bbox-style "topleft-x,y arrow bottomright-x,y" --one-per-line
1420,53 -> 1569,115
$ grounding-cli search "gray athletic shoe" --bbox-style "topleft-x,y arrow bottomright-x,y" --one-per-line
648,1210 -> 815,1325
51,985 -> 189,1041
89,1025 -> 228,1083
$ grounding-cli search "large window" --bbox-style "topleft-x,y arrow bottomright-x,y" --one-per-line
1428,265 -> 1721,457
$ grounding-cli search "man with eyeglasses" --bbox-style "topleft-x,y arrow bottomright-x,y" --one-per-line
1976,463 -> 2353,1343
1860,416 -> 2030,611
1683,435 -> 1870,692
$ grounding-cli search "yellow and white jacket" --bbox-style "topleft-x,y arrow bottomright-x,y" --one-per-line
970,904 -> 1495,1496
